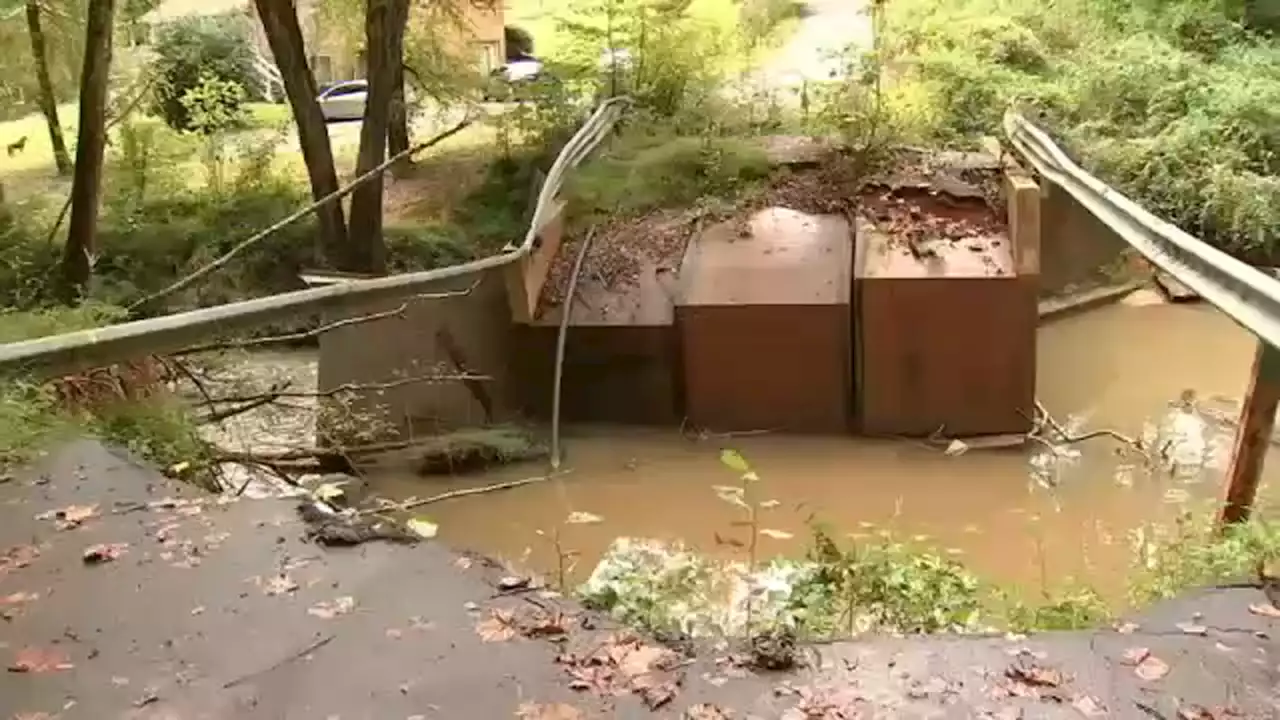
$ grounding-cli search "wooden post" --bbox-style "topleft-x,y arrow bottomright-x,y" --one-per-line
1220,340 -> 1280,526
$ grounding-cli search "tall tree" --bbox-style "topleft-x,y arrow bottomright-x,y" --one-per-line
253,0 -> 349,266
25,0 -> 72,175
387,56 -> 410,177
346,0 -> 409,274
60,0 -> 114,301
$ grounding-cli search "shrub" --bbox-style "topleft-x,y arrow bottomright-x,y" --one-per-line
876,0 -> 1280,258
152,14 -> 256,131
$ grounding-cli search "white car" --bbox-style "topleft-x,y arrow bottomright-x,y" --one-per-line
317,79 -> 368,122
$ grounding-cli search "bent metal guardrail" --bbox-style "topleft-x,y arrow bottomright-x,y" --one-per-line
0,97 -> 630,377
1004,111 -> 1280,350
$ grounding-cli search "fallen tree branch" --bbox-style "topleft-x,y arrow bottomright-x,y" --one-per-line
222,634 -> 335,689
204,371 -> 489,405
173,281 -> 479,356
127,115 -> 477,314
360,471 -> 570,516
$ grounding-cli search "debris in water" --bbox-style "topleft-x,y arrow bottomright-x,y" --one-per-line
406,517 -> 438,539
758,528 -> 794,540
8,647 -> 73,673
565,511 -> 604,525
82,543 -> 128,564
497,575 -> 531,593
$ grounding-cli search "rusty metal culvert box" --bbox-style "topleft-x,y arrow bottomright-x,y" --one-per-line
676,208 -> 853,434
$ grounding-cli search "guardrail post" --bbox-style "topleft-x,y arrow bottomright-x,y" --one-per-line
1220,340 -> 1280,526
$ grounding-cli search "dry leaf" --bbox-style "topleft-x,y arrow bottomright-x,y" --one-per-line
1,591 -> 38,605
261,575 -> 298,596
1071,694 -> 1106,717
8,647 -> 73,673
619,643 -> 670,679
0,544 -> 39,578
308,596 -> 356,619
36,504 -> 98,530
82,543 -> 128,564
515,701 -> 583,719
759,528 -> 794,540
1248,603 -> 1280,618
454,556 -> 473,570
1135,654 -> 1170,681
1121,647 -> 1150,665
476,609 -> 518,642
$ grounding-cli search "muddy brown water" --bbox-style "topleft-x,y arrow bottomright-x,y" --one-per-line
359,301 -> 1280,599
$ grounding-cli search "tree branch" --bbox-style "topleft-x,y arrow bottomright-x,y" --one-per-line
126,115 -> 477,315
359,471 -> 570,516
173,281 -> 479,356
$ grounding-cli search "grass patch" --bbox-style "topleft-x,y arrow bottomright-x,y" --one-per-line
566,129 -> 771,223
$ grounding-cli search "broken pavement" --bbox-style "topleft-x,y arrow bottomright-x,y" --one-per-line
2,439 -> 1277,718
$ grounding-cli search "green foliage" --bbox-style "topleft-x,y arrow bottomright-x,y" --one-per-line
90,396 -> 215,490
793,524 -> 984,635
1128,510 -> 1280,604
878,0 -> 1280,256
566,129 -> 770,221
152,14 -> 256,131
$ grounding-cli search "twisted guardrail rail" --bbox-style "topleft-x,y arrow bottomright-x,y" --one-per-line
1004,110 -> 1280,349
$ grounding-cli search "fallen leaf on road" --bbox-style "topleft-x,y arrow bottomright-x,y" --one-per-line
308,596 -> 356,619
82,543 -> 128,564
1248,603 -> 1280,618
8,647 -> 73,673
638,676 -> 679,710
515,701 -> 583,719
454,556 -> 473,570
1135,653 -> 1170,681
261,574 -> 298,596
1071,694 -> 1106,717
686,704 -> 732,719
36,504 -> 98,530
1006,652 -> 1063,687
984,707 -> 1023,720
0,544 -> 39,578
1,592 -> 38,605
1176,704 -> 1218,720
13,713 -> 58,720
476,609 -> 518,642
1115,621 -> 1139,634
1121,647 -> 1150,665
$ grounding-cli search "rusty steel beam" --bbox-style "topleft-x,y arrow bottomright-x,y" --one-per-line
1220,342 -> 1280,526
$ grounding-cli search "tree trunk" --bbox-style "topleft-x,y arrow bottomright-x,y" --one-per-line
60,0 -> 115,302
26,1 -> 72,176
253,0 -> 349,267
347,0 -> 409,274
387,59 -> 411,178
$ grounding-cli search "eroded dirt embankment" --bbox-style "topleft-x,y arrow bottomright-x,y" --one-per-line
1,438 -> 1274,719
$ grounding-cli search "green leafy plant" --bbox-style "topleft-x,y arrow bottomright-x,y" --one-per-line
152,14 -> 256,132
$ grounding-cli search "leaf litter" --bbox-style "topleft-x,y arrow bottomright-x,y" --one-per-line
555,633 -> 684,710
8,647 -> 73,673
475,606 -> 569,643
82,542 -> 128,564
308,596 -> 356,620
35,504 -> 99,530
516,702 -> 584,720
